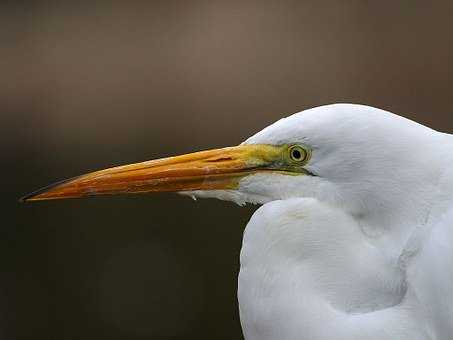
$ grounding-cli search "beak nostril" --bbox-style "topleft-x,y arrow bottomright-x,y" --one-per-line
206,157 -> 234,163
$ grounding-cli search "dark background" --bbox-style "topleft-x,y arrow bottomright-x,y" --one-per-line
3,1 -> 453,339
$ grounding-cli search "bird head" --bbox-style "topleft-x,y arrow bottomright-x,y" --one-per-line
22,103 -> 442,223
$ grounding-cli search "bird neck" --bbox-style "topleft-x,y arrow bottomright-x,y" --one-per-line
351,136 -> 453,265
239,198 -> 408,318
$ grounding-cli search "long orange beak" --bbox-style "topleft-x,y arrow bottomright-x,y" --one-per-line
21,144 -> 288,202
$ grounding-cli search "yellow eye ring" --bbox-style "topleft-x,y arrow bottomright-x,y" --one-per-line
288,145 -> 309,163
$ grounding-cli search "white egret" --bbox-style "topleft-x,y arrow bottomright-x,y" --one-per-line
23,104 -> 453,339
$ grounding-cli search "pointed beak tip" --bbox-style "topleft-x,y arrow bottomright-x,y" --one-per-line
19,177 -> 77,203
19,193 -> 42,203
20,191 -> 40,203
20,192 -> 45,203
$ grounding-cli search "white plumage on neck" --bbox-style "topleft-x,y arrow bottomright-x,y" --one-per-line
238,198 -> 427,340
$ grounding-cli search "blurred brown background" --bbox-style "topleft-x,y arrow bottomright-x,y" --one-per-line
3,1 -> 453,339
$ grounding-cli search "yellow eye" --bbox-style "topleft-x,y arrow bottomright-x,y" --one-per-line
288,145 -> 308,163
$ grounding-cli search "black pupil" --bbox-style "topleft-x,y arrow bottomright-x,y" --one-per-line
292,149 -> 302,160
